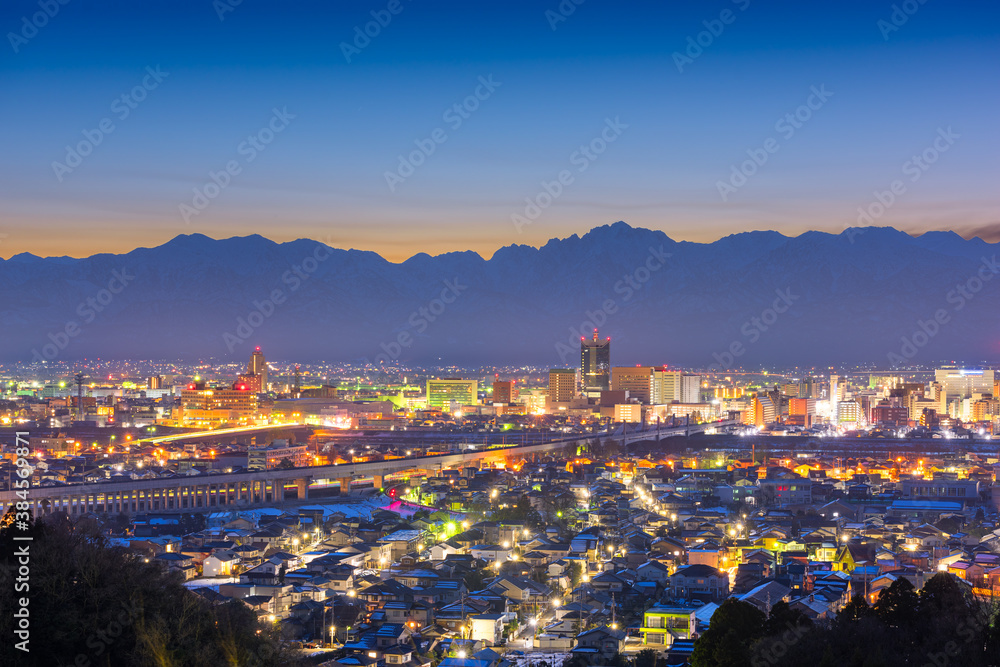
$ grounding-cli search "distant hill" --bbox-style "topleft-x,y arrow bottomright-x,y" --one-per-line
2,222 -> 998,368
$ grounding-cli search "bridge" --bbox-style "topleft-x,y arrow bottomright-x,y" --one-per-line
1,420 -> 736,517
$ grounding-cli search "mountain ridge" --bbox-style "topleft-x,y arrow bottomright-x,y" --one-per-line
2,223 -> 998,368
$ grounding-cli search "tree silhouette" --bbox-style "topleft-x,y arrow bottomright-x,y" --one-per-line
691,598 -> 765,667
0,515 -> 296,666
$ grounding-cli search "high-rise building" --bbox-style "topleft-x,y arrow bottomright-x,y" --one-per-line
237,373 -> 263,393
788,397 -> 816,427
653,370 -> 701,404
178,381 -> 258,426
971,397 -> 999,422
426,379 -> 478,411
789,397 -> 816,416
751,395 -> 777,427
548,369 -> 576,403
612,366 -> 655,404
829,374 -> 842,402
837,400 -> 862,427
934,368 -> 995,401
581,329 -> 610,394
247,346 -> 269,390
148,375 -> 162,390
658,370 -> 681,403
681,374 -> 702,403
870,401 -> 908,426
492,380 -> 518,404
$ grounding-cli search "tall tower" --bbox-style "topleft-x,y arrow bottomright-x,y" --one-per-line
247,346 -> 268,390
580,329 -> 610,395
74,371 -> 85,421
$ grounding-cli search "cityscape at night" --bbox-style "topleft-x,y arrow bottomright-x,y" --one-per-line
2,1 -> 1000,666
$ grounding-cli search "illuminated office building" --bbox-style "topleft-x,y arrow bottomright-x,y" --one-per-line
581,329 -> 610,394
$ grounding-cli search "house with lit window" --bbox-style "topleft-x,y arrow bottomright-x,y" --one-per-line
756,478 -> 812,506
571,626 -> 626,660
641,605 -> 696,647
668,564 -> 729,601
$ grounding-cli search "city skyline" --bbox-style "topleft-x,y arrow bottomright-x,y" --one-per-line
5,2 -> 1000,665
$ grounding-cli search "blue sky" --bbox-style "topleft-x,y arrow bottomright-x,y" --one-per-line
1,0 -> 998,260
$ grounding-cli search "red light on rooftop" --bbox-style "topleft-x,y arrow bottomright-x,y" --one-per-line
187,383 -> 195,390
255,346 -> 260,351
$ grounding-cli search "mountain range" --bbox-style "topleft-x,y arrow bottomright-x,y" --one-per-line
2,222 -> 999,368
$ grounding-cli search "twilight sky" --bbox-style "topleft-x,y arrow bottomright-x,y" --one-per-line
1,0 -> 998,261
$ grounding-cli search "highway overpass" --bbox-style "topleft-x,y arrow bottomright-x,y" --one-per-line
2,420 -> 736,517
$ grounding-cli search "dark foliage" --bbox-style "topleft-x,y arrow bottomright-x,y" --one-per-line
0,514 -> 298,666
688,572 -> 1000,667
